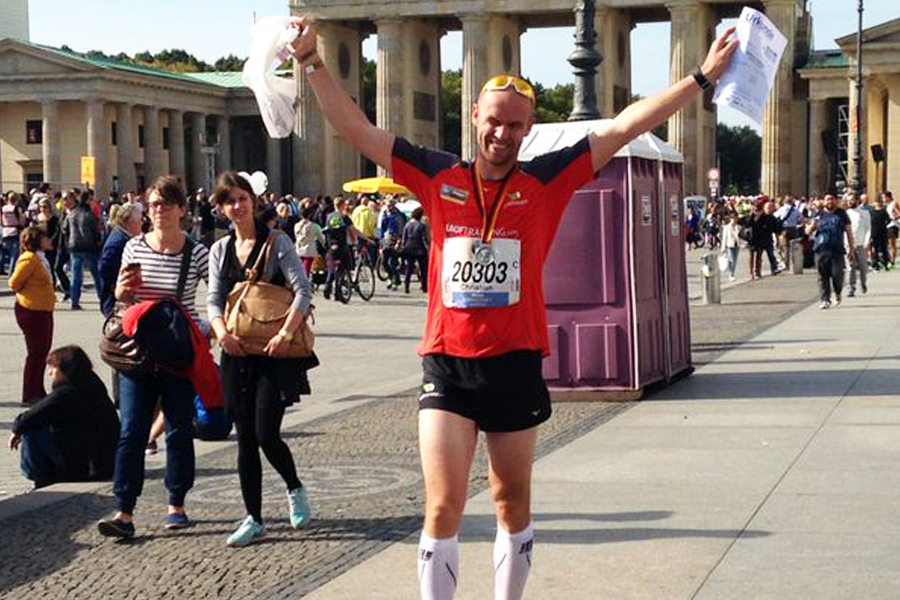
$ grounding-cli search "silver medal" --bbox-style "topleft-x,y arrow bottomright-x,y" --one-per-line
474,242 -> 495,265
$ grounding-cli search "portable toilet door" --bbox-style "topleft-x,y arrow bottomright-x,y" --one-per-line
644,133 -> 692,380
625,136 -> 667,389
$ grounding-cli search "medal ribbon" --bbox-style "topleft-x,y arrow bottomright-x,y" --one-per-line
471,162 -> 516,245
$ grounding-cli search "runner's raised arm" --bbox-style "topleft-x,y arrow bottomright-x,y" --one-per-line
288,17 -> 395,171
588,26 -> 738,171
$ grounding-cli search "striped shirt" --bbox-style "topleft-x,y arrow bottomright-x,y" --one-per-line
120,234 -> 209,322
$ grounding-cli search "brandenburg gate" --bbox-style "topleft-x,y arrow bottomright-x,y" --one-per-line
290,0 -> 810,198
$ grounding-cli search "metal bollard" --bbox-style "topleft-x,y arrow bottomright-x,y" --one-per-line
701,252 -> 721,304
790,239 -> 804,274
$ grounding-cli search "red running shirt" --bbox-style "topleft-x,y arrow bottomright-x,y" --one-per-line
392,136 -> 596,358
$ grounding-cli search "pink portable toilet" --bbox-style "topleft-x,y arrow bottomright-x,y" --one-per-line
519,122 -> 692,399
646,134 -> 692,379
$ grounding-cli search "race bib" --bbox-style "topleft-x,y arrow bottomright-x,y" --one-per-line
442,237 -> 521,308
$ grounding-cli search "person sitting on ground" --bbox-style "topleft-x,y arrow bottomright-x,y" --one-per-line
9,345 -> 119,489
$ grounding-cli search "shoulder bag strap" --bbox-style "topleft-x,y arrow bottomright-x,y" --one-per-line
246,231 -> 278,284
175,236 -> 195,302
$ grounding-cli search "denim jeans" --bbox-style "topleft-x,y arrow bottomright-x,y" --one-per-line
0,236 -> 19,273
114,370 -> 196,514
726,246 -> 740,278
20,427 -> 65,485
70,251 -> 101,307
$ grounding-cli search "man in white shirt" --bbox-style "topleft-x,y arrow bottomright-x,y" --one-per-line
774,195 -> 803,268
846,193 -> 871,296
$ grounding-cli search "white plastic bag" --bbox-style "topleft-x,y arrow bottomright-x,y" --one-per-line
242,17 -> 300,139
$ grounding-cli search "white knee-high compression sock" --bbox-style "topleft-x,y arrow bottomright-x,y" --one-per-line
417,532 -> 459,600
493,522 -> 534,600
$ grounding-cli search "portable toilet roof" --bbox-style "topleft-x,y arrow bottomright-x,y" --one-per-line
518,119 -> 682,163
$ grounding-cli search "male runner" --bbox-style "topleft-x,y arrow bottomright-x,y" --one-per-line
290,16 -> 736,600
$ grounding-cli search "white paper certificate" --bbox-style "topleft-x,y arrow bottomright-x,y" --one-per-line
713,7 -> 788,124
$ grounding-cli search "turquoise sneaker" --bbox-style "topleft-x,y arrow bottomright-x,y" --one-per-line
226,516 -> 265,547
288,487 -> 311,529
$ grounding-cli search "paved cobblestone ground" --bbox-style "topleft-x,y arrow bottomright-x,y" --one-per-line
0,252 -> 863,599
0,395 -> 630,600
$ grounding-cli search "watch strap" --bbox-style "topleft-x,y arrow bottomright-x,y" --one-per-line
690,66 -> 711,91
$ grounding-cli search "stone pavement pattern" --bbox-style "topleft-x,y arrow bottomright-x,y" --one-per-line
4,252 -> 893,599
307,269 -> 900,599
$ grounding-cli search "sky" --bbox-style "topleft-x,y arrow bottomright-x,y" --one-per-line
28,0 -> 900,131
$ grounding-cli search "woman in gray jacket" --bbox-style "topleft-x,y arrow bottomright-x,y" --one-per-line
207,171 -> 314,547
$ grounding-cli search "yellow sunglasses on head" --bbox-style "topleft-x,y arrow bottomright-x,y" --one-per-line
480,75 -> 536,104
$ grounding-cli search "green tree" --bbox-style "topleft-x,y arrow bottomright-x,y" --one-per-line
717,123 -> 761,194
534,82 -> 574,123
359,58 -> 378,176
440,69 -> 462,156
214,54 -> 246,72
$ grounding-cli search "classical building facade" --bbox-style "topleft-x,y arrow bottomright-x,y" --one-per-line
2,4 -> 895,201
290,0 -> 812,197
799,17 -> 900,197
0,40 -> 293,199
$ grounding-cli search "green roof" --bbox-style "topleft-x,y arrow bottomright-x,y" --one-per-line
800,50 -> 849,70
20,41 -> 252,89
181,71 -> 247,88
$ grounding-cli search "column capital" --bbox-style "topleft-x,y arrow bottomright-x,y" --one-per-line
458,13 -> 490,24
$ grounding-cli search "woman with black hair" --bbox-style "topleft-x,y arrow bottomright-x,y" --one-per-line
207,171 -> 314,547
8,345 -> 119,489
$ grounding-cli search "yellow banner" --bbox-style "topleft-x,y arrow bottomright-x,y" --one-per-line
80,156 -> 96,186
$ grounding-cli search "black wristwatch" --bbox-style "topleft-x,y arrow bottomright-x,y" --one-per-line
690,66 -> 711,91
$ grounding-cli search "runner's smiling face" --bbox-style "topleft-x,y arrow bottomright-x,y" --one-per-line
473,90 -> 534,176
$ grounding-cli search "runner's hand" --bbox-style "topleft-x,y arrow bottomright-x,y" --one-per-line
288,16 -> 318,63
8,433 -> 20,451
700,26 -> 739,84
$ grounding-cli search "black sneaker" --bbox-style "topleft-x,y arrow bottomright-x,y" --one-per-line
98,518 -> 135,538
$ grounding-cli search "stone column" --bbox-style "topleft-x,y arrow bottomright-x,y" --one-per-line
86,99 -> 109,198
865,78 -> 887,197
168,109 -> 186,185
667,2 -> 717,196
762,0 -> 799,197
116,103 -> 137,193
190,112 -> 208,192
594,7 -> 633,117
216,115 -> 231,174
295,60 -> 326,195
886,77 -> 900,194
461,14 -> 489,161
143,106 -> 163,185
807,98 -> 830,196
376,18 -> 406,174
266,136 -> 283,196
41,100 -> 61,189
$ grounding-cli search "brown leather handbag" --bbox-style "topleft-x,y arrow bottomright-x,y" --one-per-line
224,231 -> 314,357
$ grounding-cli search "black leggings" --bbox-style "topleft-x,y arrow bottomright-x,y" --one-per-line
234,402 -> 301,522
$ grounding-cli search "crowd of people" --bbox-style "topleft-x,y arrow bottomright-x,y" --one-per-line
687,190 -> 896,307
1,13 -> 743,599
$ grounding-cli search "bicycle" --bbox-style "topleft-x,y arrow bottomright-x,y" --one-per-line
352,239 -> 376,302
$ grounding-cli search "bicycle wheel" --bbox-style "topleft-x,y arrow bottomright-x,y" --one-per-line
336,270 -> 353,304
375,253 -> 390,281
355,260 -> 376,301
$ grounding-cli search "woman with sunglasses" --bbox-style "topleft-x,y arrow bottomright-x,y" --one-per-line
288,15 -> 737,600
97,176 -> 209,539
207,171 -> 313,547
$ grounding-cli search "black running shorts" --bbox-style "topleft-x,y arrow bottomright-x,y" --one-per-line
418,351 -> 552,432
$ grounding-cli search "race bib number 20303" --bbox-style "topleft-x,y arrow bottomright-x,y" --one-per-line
441,237 -> 521,308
